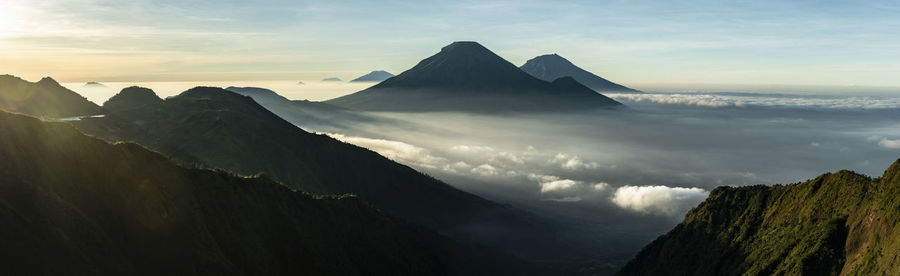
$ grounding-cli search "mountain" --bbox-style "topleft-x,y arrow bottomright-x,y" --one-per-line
104,86 -> 165,112
350,70 -> 395,83
73,86 -> 602,272
225,86 -> 371,131
83,81 -> 107,87
0,75 -> 103,118
296,81 -> 305,85
321,77 -> 342,82
0,110 -> 530,275
520,54 -> 640,93
617,161 -> 900,276
326,41 -> 622,112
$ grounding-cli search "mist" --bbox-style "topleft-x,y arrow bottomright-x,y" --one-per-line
250,90 -> 900,261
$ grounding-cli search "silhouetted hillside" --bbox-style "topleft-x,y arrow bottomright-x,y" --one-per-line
321,77 -> 342,82
618,161 -> 900,275
104,86 -> 164,112
350,70 -> 395,82
0,110 -> 530,275
0,75 -> 103,117
225,86 -> 373,131
520,54 -> 639,93
326,41 -> 622,111
73,86 -> 600,272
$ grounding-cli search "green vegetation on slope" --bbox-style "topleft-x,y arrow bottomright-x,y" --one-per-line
617,162 -> 900,276
0,110 -> 527,275
0,75 -> 103,118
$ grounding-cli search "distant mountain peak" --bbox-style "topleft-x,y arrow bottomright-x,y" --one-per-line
321,77 -> 342,82
521,54 -> 639,93
349,70 -> 395,83
327,41 -> 622,111
366,41 -> 539,91
440,41 -> 490,53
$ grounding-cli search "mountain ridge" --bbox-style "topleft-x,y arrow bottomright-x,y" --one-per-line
520,54 -> 639,93
0,109 -> 529,275
0,74 -> 103,117
617,160 -> 900,275
350,70 -> 395,83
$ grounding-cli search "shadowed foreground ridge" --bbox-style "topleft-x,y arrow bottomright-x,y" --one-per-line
618,161 -> 900,276
0,110 -> 530,275
73,86 -> 594,272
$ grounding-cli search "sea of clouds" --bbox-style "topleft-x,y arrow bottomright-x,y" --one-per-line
607,92 -> 900,109
317,92 -> 900,224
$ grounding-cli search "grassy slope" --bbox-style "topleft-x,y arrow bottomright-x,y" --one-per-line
617,162 -> 900,276
0,110 -> 534,275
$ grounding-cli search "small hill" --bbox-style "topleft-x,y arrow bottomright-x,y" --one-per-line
350,70 -> 395,83
103,86 -> 164,112
83,81 -> 107,87
321,77 -> 342,82
326,41 -> 622,112
0,74 -> 103,117
0,110 -> 527,275
617,161 -> 900,275
520,54 -> 639,93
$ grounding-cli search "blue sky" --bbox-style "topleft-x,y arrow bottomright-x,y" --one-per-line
2,0 -> 899,91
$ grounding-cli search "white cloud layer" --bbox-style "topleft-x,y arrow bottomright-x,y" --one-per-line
607,93 -> 900,110
612,185 -> 710,216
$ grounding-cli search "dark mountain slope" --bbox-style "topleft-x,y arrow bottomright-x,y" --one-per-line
618,161 -> 900,276
104,86 -> 165,112
520,54 -> 639,93
0,110 -> 527,275
350,70 -> 395,82
326,41 -> 621,111
73,86 -> 595,271
0,74 -> 103,117
225,86 -> 375,131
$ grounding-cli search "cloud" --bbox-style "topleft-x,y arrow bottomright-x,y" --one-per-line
450,145 -> 495,153
612,185 -> 709,216
540,179 -> 578,193
593,182 -> 610,191
879,138 -> 900,149
550,153 -> 599,170
868,136 -> 900,149
327,133 -> 448,169
607,93 -> 900,110
471,164 -> 500,176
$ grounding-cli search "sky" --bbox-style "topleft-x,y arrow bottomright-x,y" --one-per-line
2,0 -> 900,91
